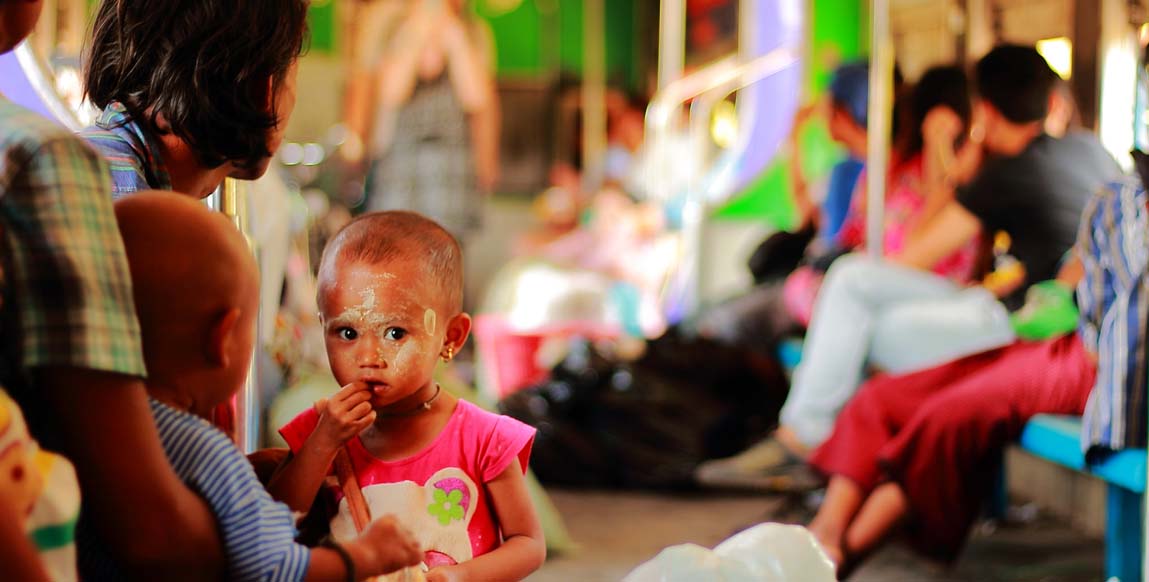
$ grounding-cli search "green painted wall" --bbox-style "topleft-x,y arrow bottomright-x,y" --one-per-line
307,0 -> 338,54
476,1 -> 546,74
476,0 -> 638,88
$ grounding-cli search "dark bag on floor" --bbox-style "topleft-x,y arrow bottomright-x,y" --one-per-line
498,329 -> 788,490
747,224 -> 816,284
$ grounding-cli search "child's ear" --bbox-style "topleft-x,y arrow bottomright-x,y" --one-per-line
443,312 -> 472,355
206,308 -> 242,367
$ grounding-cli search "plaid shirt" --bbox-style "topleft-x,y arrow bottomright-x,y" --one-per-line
79,101 -> 172,197
0,97 -> 147,429
1078,166 -> 1149,455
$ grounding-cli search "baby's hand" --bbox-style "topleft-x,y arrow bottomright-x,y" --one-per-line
348,515 -> 423,577
425,566 -> 463,582
312,382 -> 376,451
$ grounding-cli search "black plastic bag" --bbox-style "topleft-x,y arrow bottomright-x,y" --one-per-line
746,224 -> 816,284
499,329 -> 788,490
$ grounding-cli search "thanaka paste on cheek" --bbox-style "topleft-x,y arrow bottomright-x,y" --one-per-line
424,308 -> 437,335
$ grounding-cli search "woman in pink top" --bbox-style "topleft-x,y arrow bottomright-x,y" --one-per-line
785,65 -> 983,326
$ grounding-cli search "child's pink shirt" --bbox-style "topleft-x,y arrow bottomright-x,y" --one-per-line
279,399 -> 535,568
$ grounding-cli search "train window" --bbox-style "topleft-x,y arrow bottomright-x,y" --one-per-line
1036,37 -> 1073,79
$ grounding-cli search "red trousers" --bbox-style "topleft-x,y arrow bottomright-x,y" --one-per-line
809,334 -> 1096,561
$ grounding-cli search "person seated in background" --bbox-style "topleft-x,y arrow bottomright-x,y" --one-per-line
693,61 -> 875,352
80,0 -> 305,199
707,45 -> 1122,483
0,0 -> 226,577
363,0 -> 498,241
269,212 -> 546,581
695,65 -> 979,361
792,61 -> 871,242
115,192 -> 423,581
803,140 -> 1149,574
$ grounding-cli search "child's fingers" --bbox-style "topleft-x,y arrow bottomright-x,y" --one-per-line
334,381 -> 371,400
313,398 -> 329,414
348,401 -> 374,419
331,390 -> 373,413
354,411 -> 377,430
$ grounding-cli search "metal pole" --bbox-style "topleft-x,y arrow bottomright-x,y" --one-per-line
866,0 -> 893,258
218,179 -> 261,454
581,0 -> 607,193
657,0 -> 685,90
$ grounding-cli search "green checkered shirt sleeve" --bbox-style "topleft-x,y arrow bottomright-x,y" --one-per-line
5,136 -> 146,377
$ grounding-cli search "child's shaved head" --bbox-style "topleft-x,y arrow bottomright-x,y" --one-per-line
318,211 -> 464,313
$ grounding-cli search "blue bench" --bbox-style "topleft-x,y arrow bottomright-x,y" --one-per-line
1015,415 -> 1147,582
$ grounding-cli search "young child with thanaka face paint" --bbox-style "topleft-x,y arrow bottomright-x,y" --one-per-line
117,192 -> 423,581
270,211 -> 545,582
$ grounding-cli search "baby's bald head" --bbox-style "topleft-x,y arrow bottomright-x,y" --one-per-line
116,191 -> 259,404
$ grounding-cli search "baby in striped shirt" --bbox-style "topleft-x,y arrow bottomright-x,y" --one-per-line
114,191 -> 424,581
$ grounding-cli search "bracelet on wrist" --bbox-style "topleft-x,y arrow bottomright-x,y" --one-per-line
323,538 -> 357,582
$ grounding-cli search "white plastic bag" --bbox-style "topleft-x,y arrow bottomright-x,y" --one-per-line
622,523 -> 836,582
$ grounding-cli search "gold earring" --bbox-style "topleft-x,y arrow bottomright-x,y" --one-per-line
441,346 -> 454,363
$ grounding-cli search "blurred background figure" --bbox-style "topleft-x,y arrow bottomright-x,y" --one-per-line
357,0 -> 499,241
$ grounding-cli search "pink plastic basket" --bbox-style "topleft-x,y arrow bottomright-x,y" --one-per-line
473,315 -> 619,399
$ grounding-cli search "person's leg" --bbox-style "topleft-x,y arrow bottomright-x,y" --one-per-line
841,482 -> 909,565
804,354 -> 1003,559
878,335 -> 1096,561
781,255 -> 964,449
869,286 -> 1015,375
696,283 -> 998,490
807,476 -> 866,567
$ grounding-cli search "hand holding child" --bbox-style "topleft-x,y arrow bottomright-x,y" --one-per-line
346,515 -> 424,577
313,383 -> 376,452
425,565 -> 464,582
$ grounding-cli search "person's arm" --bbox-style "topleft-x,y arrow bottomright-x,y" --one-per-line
442,13 -> 495,113
466,20 -> 500,193
0,492 -> 50,582
894,200 -> 981,271
39,368 -> 224,580
267,382 -> 375,512
471,97 -> 501,193
376,6 -> 439,107
788,102 -> 821,228
1054,255 -> 1084,289
306,515 -> 423,581
343,74 -> 374,165
426,458 -> 545,582
9,137 -> 223,579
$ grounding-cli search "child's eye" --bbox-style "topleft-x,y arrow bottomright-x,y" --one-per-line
337,327 -> 358,341
384,328 -> 407,341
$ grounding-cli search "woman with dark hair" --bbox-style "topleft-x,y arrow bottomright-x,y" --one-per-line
80,0 -> 308,199
834,65 -> 981,277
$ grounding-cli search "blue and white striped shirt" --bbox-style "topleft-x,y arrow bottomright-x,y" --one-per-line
150,399 -> 310,582
1078,174 -> 1149,456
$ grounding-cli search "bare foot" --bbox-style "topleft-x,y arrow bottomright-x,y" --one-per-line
774,426 -> 811,459
807,523 -> 845,571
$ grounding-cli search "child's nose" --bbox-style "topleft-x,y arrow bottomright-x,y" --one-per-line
356,335 -> 387,367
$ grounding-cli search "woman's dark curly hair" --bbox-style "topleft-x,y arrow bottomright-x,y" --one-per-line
83,0 -> 309,170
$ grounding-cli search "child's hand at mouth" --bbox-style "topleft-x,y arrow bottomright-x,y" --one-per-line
312,381 -> 377,452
